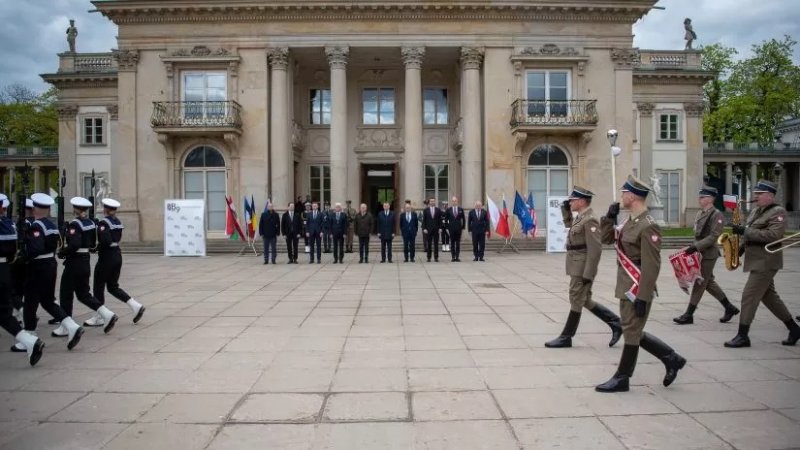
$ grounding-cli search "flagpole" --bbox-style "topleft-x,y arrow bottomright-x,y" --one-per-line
498,219 -> 520,254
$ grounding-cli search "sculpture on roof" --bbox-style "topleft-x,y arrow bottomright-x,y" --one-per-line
66,19 -> 78,53
684,18 -> 697,50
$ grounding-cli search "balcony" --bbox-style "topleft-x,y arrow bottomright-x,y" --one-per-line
151,101 -> 242,138
510,99 -> 598,134
0,146 -> 60,161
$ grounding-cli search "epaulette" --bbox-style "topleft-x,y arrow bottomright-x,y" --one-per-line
645,215 -> 656,225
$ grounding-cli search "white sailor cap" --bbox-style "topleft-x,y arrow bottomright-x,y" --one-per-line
31,193 -> 55,208
102,198 -> 121,209
0,193 -> 8,209
70,196 -> 92,209
25,199 -> 33,209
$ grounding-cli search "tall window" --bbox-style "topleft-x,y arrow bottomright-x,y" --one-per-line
310,89 -> 331,125
526,144 -> 569,228
309,165 -> 331,204
657,170 -> 682,224
82,117 -> 104,145
363,88 -> 395,125
182,72 -> 227,120
183,146 -> 226,231
526,70 -> 570,117
658,113 -> 681,141
424,164 -> 449,205
423,88 -> 448,125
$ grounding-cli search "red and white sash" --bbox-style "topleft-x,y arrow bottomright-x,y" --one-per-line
614,219 -> 640,302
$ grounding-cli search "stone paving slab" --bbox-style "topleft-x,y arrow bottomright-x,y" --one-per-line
1,249 -> 799,449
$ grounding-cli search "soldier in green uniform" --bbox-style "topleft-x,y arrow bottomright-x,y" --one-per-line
725,180 -> 800,348
545,186 -> 622,348
596,176 -> 686,393
674,186 -> 739,325
345,200 -> 356,253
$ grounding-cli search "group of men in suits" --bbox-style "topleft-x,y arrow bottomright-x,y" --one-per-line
259,201 -> 349,264
415,196 -> 490,262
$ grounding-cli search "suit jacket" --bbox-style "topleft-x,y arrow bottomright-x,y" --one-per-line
692,206 -> 724,260
564,207 -> 602,281
600,210 -> 660,303
446,207 -> 466,234
330,211 -> 348,237
353,213 -> 374,237
400,211 -> 419,239
305,210 -> 324,235
421,206 -> 441,233
742,203 -> 786,272
468,209 -> 490,235
259,210 -> 281,239
281,211 -> 303,237
377,210 -> 395,239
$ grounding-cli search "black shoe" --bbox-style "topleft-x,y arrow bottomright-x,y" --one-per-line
427,258 -> 431,262
455,258 -> 460,262
388,260 -> 392,263
640,332 -> 686,387
434,258 -> 438,262
596,344 -> 639,393
29,339 -> 44,367
48,318 -> 60,325
725,324 -> 751,348
782,319 -> 800,346
595,373 -> 630,393
479,257 -> 485,261
264,261 -> 268,265
411,259 -> 415,262
545,335 -> 572,348
359,259 -> 363,264
673,313 -> 694,325
104,314 -> 119,334
545,311 -> 580,348
381,260 -> 385,263
473,257 -> 478,261
10,344 -> 26,353
404,259 -> 408,263
272,260 -> 276,264
662,352 -> 687,387
720,304 -> 740,323
287,260 -> 293,264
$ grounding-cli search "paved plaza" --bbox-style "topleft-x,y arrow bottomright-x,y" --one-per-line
2,248 -> 800,450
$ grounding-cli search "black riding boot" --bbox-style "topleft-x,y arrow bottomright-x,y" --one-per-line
718,298 -> 740,323
782,319 -> 800,346
673,303 -> 696,325
724,324 -> 751,348
596,344 -> 639,393
545,311 -> 581,348
590,304 -> 622,347
640,332 -> 686,387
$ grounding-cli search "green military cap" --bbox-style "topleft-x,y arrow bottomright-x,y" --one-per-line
753,179 -> 777,194
698,185 -> 718,197
568,186 -> 594,200
620,175 -> 650,198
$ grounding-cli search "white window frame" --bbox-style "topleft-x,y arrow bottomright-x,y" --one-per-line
423,88 -> 448,126
424,163 -> 449,206
524,69 -> 571,117
309,164 -> 331,205
181,146 -> 227,232
656,169 -> 682,224
362,87 -> 396,125
180,71 -> 228,120
657,112 -> 682,142
309,88 -> 331,126
81,116 -> 104,146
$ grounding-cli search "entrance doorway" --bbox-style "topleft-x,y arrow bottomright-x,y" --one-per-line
361,163 -> 398,232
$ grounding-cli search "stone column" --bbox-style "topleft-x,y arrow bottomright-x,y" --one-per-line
402,46 -> 425,205
7,167 -> 14,194
460,47 -> 484,204
269,47 -> 292,208
113,49 -> 141,239
326,46 -> 349,204
725,162 -> 733,197
748,161 -> 758,210
637,102 -> 655,186
32,166 -> 40,192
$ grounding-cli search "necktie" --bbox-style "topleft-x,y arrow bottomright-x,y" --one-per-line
337,213 -> 340,221
407,213 -> 410,222
314,211 -> 317,220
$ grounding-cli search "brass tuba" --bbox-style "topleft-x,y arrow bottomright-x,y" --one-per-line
717,203 -> 742,270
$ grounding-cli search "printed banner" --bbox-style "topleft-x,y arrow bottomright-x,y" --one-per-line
164,199 -> 206,257
668,250 -> 703,294
546,196 -> 570,253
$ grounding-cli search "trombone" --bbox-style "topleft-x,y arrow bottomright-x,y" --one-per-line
765,231 -> 800,254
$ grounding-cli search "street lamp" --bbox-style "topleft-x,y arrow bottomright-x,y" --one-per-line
733,166 -> 743,201
607,129 -> 622,201
773,162 -> 783,206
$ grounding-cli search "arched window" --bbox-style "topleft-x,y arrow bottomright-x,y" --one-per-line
526,144 -> 570,228
183,146 -> 226,231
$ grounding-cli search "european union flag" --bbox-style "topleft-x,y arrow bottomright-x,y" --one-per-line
513,191 -> 534,235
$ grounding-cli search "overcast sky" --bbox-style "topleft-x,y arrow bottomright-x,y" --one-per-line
1,0 -> 799,94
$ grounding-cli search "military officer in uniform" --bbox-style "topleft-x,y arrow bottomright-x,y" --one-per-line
596,176 -> 686,393
88,198 -> 145,326
546,187 -> 622,348
301,202 -> 312,255
440,201 -> 450,254
10,198 -> 33,324
22,193 -> 84,350
345,200 -> 356,253
322,202 -> 332,254
0,194 -> 45,365
725,180 -> 800,347
674,186 -> 739,325
53,197 -> 119,337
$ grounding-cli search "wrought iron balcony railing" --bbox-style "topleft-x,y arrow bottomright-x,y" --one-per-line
510,99 -> 598,128
151,101 -> 242,129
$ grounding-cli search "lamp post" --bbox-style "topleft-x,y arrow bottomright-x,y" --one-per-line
773,162 -> 783,206
733,166 -> 743,202
607,129 -> 622,201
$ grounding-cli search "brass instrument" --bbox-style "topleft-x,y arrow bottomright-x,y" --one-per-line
765,231 -> 800,254
717,201 -> 743,270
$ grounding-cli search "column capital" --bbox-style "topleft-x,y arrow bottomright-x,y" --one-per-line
401,46 -> 425,70
268,47 -> 290,70
460,47 -> 484,70
57,105 -> 78,120
325,46 -> 350,70
684,102 -> 705,117
636,102 -> 655,117
114,49 -> 139,72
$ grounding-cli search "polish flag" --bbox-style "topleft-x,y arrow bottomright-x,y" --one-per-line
723,195 -> 738,210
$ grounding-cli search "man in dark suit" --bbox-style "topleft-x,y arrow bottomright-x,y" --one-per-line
353,203 -> 374,263
322,202 -> 332,254
422,197 -> 442,262
469,200 -> 490,261
400,201 -> 419,262
330,202 -> 348,264
259,202 -> 281,264
281,203 -> 303,264
446,196 -> 466,262
377,202 -> 395,263
305,202 -> 324,264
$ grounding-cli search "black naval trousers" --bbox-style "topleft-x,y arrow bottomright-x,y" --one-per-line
10,262 -> 25,310
93,248 -> 131,305
0,262 -> 23,336
59,254 -> 102,317
24,257 -> 67,330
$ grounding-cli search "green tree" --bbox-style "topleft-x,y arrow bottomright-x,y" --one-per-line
700,43 -> 737,145
0,84 -> 59,147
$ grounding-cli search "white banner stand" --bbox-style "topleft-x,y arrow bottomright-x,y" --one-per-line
546,196 -> 570,253
164,199 -> 206,257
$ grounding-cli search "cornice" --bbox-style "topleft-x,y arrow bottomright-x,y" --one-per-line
633,70 -> 715,85
41,73 -> 119,89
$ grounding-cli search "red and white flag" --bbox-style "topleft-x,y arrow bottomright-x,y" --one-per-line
722,194 -> 737,210
669,249 -> 704,294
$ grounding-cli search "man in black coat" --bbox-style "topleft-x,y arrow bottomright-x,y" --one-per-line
421,197 -> 442,262
259,202 -> 281,264
305,202 -> 324,264
376,202 -> 395,263
322,202 -> 332,253
281,203 -> 303,264
446,196 -> 466,262
468,200 -> 490,261
329,202 -> 348,264
400,201 -> 419,262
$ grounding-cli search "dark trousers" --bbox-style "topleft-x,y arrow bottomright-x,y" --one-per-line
323,232 -> 331,252
450,231 -> 462,259
403,236 -> 416,261
60,255 -> 102,317
308,234 -> 322,262
285,236 -> 299,261
262,237 -> 277,263
425,231 -> 439,260
358,236 -> 370,261
94,249 -> 131,305
0,263 -> 22,337
381,238 -> 393,262
472,232 -> 486,258
10,261 -> 25,310
24,258 -> 67,330
333,236 -> 345,261
441,229 -> 450,246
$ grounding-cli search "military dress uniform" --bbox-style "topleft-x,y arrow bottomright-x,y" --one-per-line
545,187 -> 622,348
53,197 -> 119,336
725,180 -> 800,348
440,203 -> 450,253
322,203 -> 332,253
88,198 -> 145,327
674,186 -> 739,325
345,202 -> 356,253
9,199 -> 33,323
596,176 -> 686,393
